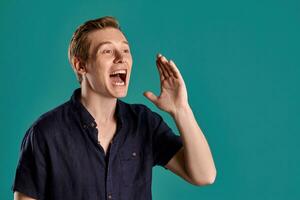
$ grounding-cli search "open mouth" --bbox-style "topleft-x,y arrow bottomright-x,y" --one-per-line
109,69 -> 127,86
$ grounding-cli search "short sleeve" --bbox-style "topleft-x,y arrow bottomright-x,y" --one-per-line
150,111 -> 183,169
12,126 -> 48,199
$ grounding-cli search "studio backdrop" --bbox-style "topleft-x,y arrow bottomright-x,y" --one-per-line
1,0 -> 299,199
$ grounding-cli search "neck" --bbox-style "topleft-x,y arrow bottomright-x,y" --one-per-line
79,86 -> 117,125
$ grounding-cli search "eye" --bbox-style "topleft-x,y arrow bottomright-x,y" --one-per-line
123,49 -> 130,53
102,49 -> 113,54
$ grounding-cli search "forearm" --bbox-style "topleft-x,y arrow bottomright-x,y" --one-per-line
171,105 -> 216,184
14,192 -> 36,200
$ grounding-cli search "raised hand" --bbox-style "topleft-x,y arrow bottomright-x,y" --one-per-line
143,54 -> 189,116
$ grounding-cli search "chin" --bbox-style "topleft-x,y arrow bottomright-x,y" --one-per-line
111,90 -> 128,98
114,93 -> 127,98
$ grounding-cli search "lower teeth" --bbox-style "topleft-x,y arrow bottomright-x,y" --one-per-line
114,81 -> 124,86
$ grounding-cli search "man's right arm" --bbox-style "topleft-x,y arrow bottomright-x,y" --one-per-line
13,126 -> 47,200
14,191 -> 37,200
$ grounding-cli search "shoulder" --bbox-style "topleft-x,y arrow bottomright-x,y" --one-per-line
118,100 -> 163,126
27,100 -> 73,137
118,100 -> 157,117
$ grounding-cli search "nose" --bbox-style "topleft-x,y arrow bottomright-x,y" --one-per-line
113,49 -> 124,64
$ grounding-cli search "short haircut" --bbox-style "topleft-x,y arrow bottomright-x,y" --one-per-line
68,16 -> 121,84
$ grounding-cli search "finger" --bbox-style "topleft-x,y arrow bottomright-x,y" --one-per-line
157,63 -> 165,80
159,56 -> 172,77
155,55 -> 165,80
156,58 -> 169,79
168,60 -> 182,79
143,91 -> 158,105
159,55 -> 174,78
163,59 -> 179,78
156,54 -> 170,78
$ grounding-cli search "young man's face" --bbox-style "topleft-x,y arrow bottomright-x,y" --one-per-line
84,27 -> 132,98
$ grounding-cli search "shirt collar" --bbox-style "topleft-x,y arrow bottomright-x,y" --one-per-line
70,88 -> 125,126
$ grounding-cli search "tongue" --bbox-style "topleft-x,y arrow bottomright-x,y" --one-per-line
110,74 -> 123,83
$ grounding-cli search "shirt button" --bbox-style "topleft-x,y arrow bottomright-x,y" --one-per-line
108,194 -> 112,199
90,122 -> 95,127
132,152 -> 137,157
83,124 -> 88,129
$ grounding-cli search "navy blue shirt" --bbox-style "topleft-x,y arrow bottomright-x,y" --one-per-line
12,88 -> 183,200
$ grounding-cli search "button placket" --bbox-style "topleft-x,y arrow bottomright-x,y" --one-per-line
106,137 -> 115,200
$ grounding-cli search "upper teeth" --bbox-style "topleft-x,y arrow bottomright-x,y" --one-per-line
111,69 -> 126,75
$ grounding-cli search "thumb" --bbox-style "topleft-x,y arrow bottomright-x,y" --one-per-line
143,91 -> 158,104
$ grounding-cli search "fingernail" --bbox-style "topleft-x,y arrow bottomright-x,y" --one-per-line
157,53 -> 162,58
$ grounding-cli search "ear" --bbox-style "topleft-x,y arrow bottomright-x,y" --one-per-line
73,57 -> 87,76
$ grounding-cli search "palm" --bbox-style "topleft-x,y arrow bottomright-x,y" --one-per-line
144,54 -> 188,115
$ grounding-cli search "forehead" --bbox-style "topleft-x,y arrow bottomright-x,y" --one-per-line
87,27 -> 128,47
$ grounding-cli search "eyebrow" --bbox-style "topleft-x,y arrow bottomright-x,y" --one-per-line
94,41 -> 129,52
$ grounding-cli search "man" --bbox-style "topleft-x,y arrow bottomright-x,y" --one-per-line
13,16 -> 216,200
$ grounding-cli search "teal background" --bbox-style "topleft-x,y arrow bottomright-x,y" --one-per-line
1,0 -> 299,199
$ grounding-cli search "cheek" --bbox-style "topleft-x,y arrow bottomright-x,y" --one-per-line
126,55 -> 133,68
94,60 -> 110,76
128,53 -> 133,61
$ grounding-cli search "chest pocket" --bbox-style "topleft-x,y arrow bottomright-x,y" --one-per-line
119,147 -> 151,186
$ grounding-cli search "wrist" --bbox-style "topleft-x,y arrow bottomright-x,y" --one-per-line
170,104 -> 192,119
